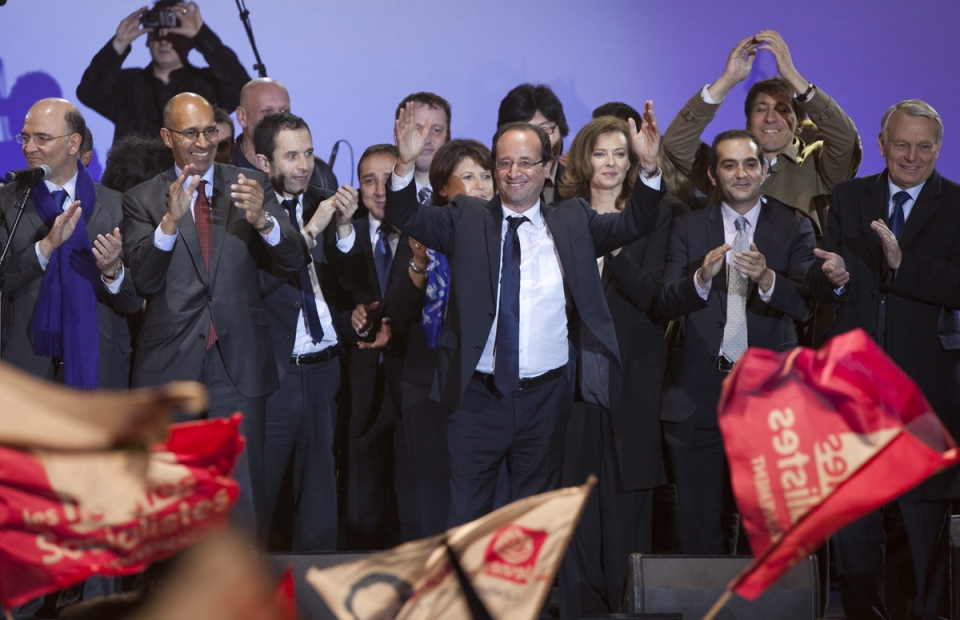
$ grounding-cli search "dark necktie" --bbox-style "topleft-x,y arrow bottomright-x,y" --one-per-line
374,223 -> 394,297
51,189 -> 68,211
493,215 -> 529,397
418,187 -> 432,205
195,181 -> 217,349
283,199 -> 324,343
890,190 -> 910,238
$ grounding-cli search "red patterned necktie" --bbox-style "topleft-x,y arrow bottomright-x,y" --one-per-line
194,180 -> 218,349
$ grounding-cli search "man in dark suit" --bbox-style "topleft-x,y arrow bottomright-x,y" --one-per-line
656,129 -> 815,555
233,78 -> 337,191
122,92 -> 307,534
251,111 -> 359,551
1,98 -> 140,388
811,100 -> 960,620
337,143 -> 423,548
387,101 -> 666,526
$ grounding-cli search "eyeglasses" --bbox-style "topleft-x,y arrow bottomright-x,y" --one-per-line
494,159 -> 544,171
537,123 -> 558,135
166,126 -> 219,143
15,133 -> 71,146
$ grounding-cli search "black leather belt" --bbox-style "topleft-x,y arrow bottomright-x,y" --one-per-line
472,366 -> 564,395
711,355 -> 734,374
290,344 -> 340,365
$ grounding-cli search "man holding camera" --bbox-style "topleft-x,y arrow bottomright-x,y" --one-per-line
77,1 -> 250,145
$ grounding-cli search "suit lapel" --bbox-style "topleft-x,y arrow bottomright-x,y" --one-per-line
207,165 -> 233,281
485,197 -> 504,300
171,172 -> 208,286
705,204 -> 727,317
860,173 -> 888,267
543,203 -> 574,289
899,171 -> 942,247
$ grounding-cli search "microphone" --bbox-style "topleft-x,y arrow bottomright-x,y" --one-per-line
5,165 -> 52,183
328,140 -> 341,169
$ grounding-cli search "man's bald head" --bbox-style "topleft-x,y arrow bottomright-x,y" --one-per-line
21,98 -> 86,184
163,92 -> 214,129
161,93 -> 218,174
236,78 -> 291,144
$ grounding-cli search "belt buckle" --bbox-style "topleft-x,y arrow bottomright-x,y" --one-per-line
295,353 -> 305,366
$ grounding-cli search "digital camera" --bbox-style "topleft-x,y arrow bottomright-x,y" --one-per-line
140,7 -> 180,29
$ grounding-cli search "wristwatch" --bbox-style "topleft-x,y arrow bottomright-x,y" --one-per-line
255,213 -> 276,233
103,264 -> 123,281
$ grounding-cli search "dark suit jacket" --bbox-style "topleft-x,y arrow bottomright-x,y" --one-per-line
809,170 -> 960,451
656,198 -> 816,423
385,178 -> 666,410
602,203 -> 673,490
0,182 -> 141,387
122,163 -> 307,397
259,186 -> 354,381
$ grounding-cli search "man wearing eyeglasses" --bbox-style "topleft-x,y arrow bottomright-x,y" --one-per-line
387,101 -> 666,528
0,98 -> 141,390
77,1 -> 250,145
497,84 -> 570,204
122,92 -> 308,534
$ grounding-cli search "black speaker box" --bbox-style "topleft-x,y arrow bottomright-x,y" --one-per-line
263,551 -> 375,620
622,554 -> 820,620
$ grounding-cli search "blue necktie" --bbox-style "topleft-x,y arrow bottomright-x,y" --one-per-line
374,223 -> 394,297
890,190 -> 910,238
282,199 -> 324,343
52,189 -> 68,211
493,215 -> 528,397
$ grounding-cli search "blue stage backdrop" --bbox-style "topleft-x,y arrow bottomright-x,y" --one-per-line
1,0 -> 958,184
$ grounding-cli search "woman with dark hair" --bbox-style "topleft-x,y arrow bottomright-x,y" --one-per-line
393,139 -> 495,536
557,115 -> 674,617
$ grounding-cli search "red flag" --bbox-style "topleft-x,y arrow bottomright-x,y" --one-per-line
0,415 -> 244,608
718,328 -> 959,601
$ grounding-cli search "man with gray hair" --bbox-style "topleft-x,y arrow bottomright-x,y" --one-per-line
810,99 -> 960,620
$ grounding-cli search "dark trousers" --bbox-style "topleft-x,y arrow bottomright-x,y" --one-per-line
261,357 -> 339,551
447,371 -> 570,527
401,379 -> 453,536
834,500 -> 950,620
559,403 -> 654,619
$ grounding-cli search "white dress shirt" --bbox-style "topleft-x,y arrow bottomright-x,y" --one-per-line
367,212 -> 400,258
887,178 -> 924,222
694,200 -> 776,303
34,171 -> 125,293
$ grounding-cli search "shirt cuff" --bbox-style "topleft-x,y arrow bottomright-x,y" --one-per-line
701,84 -> 723,105
336,227 -> 356,253
834,285 -> 847,296
759,272 -> 776,303
694,270 -> 711,300
154,225 -> 178,251
101,264 -> 125,294
391,167 -> 415,191
639,171 -> 663,190
35,242 -> 50,271
260,220 -> 281,246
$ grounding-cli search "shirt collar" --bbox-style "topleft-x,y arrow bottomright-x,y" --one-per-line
44,170 -> 79,202
887,177 -> 925,203
765,138 -> 801,169
720,199 -> 762,234
173,163 -> 215,196
368,212 -> 393,243
501,200 -> 544,230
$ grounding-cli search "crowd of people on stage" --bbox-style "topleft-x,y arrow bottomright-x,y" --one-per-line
2,1 -> 958,619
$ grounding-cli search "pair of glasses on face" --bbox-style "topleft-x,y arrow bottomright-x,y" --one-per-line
494,159 -> 544,171
15,133 -> 73,146
537,123 -> 558,135
166,126 -> 219,143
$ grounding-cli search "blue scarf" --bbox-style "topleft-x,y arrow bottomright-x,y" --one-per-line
31,162 -> 101,389
422,249 -> 450,348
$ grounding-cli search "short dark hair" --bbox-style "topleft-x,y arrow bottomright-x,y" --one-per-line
497,84 -> 569,138
592,102 -> 641,127
101,134 -> 175,193
64,108 -> 87,144
709,129 -> 763,173
213,106 -> 233,132
357,143 -> 399,180
491,122 -> 553,167
744,77 -> 806,124
428,139 -> 494,206
394,92 -> 451,131
253,111 -> 309,163
80,127 -> 93,157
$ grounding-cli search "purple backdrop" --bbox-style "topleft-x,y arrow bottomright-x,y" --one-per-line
1,0 -> 958,185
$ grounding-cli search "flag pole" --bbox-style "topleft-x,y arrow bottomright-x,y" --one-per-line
702,589 -> 732,620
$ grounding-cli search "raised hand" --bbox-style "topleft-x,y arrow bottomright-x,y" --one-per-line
814,248 -> 849,288
697,243 -> 732,288
93,227 -> 124,277
394,102 -> 432,176
409,237 -> 428,265
232,173 -> 268,228
112,6 -> 151,55
708,35 -> 758,100
165,1 -> 203,39
358,317 -> 392,350
870,219 -> 902,270
304,196 -> 338,240
628,101 -> 660,175
39,201 -> 83,259
754,30 -> 807,94
162,164 -> 200,234
734,242 -> 774,291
